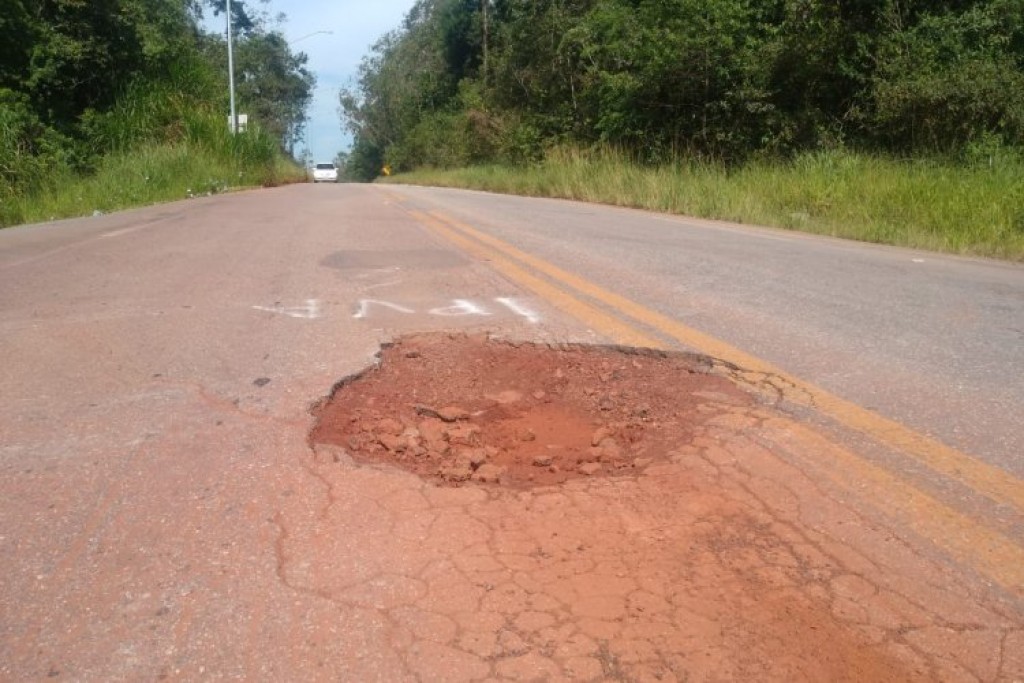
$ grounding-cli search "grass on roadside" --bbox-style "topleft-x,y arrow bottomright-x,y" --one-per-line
0,105 -> 306,228
383,148 -> 1024,260
0,144 -> 303,227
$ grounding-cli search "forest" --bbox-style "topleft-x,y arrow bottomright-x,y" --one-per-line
340,0 -> 1024,180
0,0 -> 313,225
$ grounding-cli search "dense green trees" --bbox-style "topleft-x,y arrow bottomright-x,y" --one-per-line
341,0 -> 1024,179
871,0 -> 1024,152
1,0 -> 313,201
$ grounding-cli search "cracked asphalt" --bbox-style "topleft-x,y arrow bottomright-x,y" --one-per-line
1,184 -> 1022,681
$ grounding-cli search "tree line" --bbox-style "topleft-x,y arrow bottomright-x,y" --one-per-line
340,0 -> 1024,180
1,0 -> 313,200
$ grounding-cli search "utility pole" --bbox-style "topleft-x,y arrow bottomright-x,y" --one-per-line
482,0 -> 489,86
227,0 -> 238,134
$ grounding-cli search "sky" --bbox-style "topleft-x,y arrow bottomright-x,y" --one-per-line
207,0 -> 416,164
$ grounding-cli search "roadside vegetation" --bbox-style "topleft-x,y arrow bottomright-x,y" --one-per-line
387,148 -> 1024,259
0,0 -> 312,228
342,0 -> 1024,259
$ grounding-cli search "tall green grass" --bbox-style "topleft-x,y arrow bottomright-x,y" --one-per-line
0,61 -> 305,228
384,148 -> 1024,260
0,141 -> 303,227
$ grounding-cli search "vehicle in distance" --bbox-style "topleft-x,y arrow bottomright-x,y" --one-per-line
312,163 -> 338,183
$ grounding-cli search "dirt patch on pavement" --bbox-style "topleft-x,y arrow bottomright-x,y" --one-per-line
310,333 -> 754,487
300,334 -> 950,681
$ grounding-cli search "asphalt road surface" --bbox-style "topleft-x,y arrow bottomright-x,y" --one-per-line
2,184 -> 1022,681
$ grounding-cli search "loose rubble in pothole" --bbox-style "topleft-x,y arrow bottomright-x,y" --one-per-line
309,333 -> 755,488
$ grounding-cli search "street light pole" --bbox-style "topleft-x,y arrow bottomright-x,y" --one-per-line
226,0 -> 238,134
482,0 -> 489,86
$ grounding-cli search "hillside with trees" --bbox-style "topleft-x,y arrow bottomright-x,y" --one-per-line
0,0 -> 313,226
341,0 -> 1024,178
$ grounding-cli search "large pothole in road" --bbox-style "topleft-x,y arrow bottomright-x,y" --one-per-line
309,334 -> 754,488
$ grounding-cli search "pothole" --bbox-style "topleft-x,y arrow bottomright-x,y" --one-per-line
309,333 -> 755,488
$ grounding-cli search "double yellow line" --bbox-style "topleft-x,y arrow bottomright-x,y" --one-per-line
409,205 -> 1024,596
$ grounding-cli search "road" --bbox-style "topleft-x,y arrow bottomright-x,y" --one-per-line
1,184 -> 1022,681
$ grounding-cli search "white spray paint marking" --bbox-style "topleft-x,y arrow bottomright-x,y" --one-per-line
353,299 -> 416,319
429,299 -> 492,317
495,297 -> 541,324
352,297 -> 541,324
252,299 -> 322,319
912,259 -> 925,263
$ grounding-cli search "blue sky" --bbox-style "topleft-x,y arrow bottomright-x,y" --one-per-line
208,1 -> 416,163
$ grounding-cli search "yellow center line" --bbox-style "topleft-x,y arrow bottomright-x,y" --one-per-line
410,211 -> 658,348
426,210 -> 1024,516
408,206 -> 1024,596
763,417 -> 1024,595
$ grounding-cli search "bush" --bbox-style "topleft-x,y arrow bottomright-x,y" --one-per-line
0,89 -> 74,200
872,3 -> 1024,151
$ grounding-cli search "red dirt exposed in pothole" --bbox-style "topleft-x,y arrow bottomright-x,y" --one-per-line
310,334 -> 754,487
